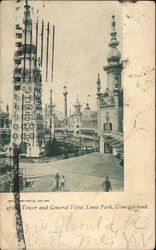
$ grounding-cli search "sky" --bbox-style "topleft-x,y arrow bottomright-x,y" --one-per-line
0,0 -> 122,116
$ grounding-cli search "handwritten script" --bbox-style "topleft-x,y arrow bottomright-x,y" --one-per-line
12,212 -> 152,249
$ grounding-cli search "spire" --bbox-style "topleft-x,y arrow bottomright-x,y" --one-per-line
6,104 -> 9,116
97,73 -> 101,93
109,15 -> 119,48
107,15 -> 121,63
23,0 -> 31,25
74,95 -> 81,107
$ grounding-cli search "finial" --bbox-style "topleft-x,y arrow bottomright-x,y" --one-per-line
63,85 -> 68,95
97,73 -> 100,82
6,104 -> 9,115
97,73 -> 101,93
98,73 -> 100,82
112,14 -> 115,21
111,15 -> 115,31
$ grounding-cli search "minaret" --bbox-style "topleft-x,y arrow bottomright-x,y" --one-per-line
73,96 -> 82,122
73,96 -> 82,115
63,86 -> 68,126
73,96 -> 82,136
96,73 -> 101,137
103,15 -> 122,94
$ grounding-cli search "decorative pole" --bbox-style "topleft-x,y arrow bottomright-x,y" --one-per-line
51,25 -> 55,83
29,22 -> 32,82
41,20 -> 44,67
96,73 -> 101,137
63,86 -> 68,126
35,19 -> 38,66
49,89 -> 52,142
46,22 -> 49,82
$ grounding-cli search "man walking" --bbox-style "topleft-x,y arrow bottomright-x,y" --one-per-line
102,176 -> 112,192
55,172 -> 60,190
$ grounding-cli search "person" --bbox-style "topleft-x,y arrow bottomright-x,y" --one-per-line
102,176 -> 112,192
60,175 -> 66,191
55,172 -> 60,190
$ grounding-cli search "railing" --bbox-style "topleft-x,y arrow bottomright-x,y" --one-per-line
102,130 -> 123,141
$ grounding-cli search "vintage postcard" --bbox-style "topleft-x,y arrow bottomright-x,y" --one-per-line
0,0 -> 155,249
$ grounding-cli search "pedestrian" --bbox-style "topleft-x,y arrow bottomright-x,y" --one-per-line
60,175 -> 66,191
102,176 -> 112,192
55,172 -> 60,190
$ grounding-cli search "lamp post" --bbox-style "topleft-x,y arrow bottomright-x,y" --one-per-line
9,147 -> 11,167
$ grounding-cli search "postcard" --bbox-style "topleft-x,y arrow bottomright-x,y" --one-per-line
0,1 -> 155,249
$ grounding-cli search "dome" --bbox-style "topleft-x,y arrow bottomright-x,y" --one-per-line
107,47 -> 121,63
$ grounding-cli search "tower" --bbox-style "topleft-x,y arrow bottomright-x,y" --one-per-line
73,96 -> 82,136
96,73 -> 101,137
11,0 -> 44,156
63,86 -> 68,127
101,14 -> 123,132
103,15 -> 122,94
49,89 -> 55,140
97,15 -> 123,154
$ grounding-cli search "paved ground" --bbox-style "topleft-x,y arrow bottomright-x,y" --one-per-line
20,152 -> 124,192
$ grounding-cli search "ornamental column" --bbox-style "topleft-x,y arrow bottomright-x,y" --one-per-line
63,86 -> 68,126
96,73 -> 101,137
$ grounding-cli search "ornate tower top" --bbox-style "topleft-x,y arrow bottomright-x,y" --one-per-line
97,73 -> 101,94
23,0 -> 31,25
73,95 -> 82,114
107,15 -> 121,63
74,95 -> 81,107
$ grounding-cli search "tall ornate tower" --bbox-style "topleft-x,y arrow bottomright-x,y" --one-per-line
103,15 -> 122,94
96,73 -> 101,137
63,86 -> 68,126
97,15 -> 123,154
73,96 -> 82,136
11,0 -> 44,156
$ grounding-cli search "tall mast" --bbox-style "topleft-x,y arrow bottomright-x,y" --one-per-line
41,20 -> 44,67
23,1 -> 28,82
49,25 -> 55,140
46,22 -> 49,82
49,89 -> 52,142
29,22 -> 32,82
35,20 -> 38,66
51,25 -> 55,83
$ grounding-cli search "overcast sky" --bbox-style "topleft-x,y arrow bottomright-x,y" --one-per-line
0,0 -> 122,116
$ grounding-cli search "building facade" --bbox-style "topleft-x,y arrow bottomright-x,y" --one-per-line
97,15 -> 123,162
